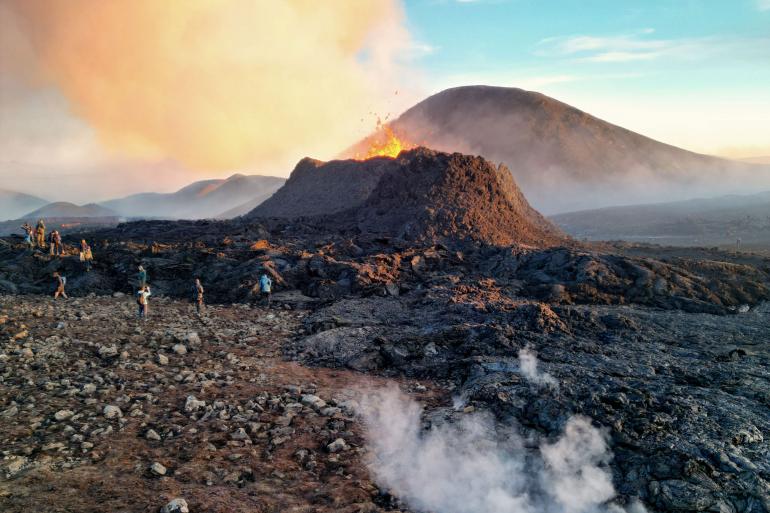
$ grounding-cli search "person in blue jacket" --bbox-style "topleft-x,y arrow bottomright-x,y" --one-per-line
259,273 -> 272,307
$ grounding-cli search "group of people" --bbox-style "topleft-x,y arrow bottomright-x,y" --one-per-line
28,221 -> 276,318
20,219 -> 48,250
20,219 -> 92,264
132,267 -> 272,320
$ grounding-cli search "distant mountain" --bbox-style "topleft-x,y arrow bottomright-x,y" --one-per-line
551,190 -> 770,249
0,189 -> 48,221
23,202 -> 118,219
738,156 -> 770,165
101,174 -> 285,219
348,86 -> 769,213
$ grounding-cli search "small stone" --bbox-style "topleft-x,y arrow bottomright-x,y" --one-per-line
157,353 -> 169,365
160,498 -> 189,513
54,409 -> 74,421
103,405 -> 122,419
150,462 -> 167,476
98,345 -> 118,359
21,348 -> 34,359
5,457 -> 27,477
185,332 -> 201,348
301,394 -> 326,411
172,344 -> 187,355
230,427 -> 250,441
184,395 -> 206,412
327,438 -> 348,453
145,429 -> 161,441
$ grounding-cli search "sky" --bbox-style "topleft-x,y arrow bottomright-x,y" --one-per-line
1,0 -> 769,203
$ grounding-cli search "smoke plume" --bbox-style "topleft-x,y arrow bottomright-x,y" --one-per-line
3,0 -> 414,171
358,386 -> 646,513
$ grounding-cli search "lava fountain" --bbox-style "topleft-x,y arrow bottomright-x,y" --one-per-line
357,119 -> 414,159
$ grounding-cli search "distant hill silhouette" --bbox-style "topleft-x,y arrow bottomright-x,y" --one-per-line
348,86 -> 768,213
101,174 -> 285,219
0,189 -> 48,221
23,202 -> 117,219
552,190 -> 770,248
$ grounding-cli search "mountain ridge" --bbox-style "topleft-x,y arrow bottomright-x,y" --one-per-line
349,85 -> 767,213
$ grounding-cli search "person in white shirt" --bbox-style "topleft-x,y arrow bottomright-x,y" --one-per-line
136,285 -> 151,318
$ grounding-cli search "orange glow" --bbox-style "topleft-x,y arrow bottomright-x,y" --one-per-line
359,120 -> 414,159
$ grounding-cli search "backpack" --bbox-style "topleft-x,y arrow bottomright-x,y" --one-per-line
61,276 -> 67,286
136,291 -> 144,305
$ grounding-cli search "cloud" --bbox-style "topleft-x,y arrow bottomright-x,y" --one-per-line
758,0 -> 770,11
2,0 -> 418,171
537,31 -> 770,63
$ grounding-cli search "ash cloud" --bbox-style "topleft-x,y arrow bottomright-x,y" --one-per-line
358,385 -> 646,513
2,0 -> 416,171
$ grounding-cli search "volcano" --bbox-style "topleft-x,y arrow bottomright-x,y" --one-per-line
347,86 -> 768,213
249,148 -> 568,248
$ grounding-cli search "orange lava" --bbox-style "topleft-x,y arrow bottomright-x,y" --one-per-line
358,120 -> 414,159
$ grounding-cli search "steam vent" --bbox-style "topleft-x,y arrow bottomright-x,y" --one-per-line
249,147 -> 569,248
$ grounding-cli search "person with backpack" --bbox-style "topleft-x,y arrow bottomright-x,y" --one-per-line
80,239 -> 93,271
36,219 -> 46,249
192,277 -> 204,315
259,272 -> 272,307
136,284 -> 151,319
53,272 -> 68,300
52,230 -> 63,256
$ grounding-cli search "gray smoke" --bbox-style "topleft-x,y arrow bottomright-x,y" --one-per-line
357,385 -> 646,513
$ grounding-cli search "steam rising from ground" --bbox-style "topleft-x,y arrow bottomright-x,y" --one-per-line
358,355 -> 647,513
519,345 -> 558,389
3,0 -> 414,171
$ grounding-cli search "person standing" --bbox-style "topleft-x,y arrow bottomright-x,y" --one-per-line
52,230 -> 63,256
137,265 -> 147,289
136,284 -> 151,319
48,230 -> 56,255
192,277 -> 204,315
21,223 -> 34,249
259,273 -> 272,307
36,219 -> 46,249
80,239 -> 93,271
53,272 -> 68,300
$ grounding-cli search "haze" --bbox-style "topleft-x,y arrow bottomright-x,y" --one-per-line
1,0 -> 769,207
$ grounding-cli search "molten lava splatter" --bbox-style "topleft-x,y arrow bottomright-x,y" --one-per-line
359,120 -> 414,159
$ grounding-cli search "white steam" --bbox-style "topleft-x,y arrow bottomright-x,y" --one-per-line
519,345 -> 558,389
358,386 -> 645,513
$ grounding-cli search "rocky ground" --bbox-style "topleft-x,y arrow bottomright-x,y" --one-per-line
1,149 -> 769,512
293,294 -> 770,512
0,295 -> 444,513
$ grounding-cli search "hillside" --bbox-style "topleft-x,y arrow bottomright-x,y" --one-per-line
23,202 -> 117,219
552,190 -> 770,249
101,174 -> 285,219
0,189 -> 48,221
348,86 -> 768,213
250,148 -> 568,247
